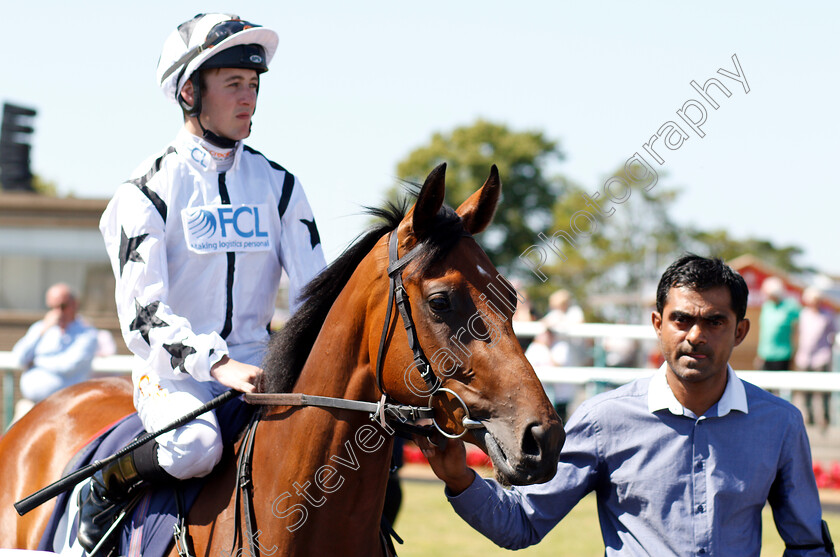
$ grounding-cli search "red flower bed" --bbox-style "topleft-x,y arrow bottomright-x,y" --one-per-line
407,447 -> 838,487
403,443 -> 493,468
813,461 -> 840,489
5,420 -> 833,488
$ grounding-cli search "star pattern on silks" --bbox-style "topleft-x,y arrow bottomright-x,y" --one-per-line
164,341 -> 196,374
119,227 -> 148,276
129,300 -> 168,345
299,218 -> 321,249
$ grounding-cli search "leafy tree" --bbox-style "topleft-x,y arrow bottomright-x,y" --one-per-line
393,120 -> 565,273
390,120 -> 809,323
529,167 -> 686,321
0,174 -> 57,195
525,178 -> 809,320
32,175 -> 57,196
685,229 -> 809,274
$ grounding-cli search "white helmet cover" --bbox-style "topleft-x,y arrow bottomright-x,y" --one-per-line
156,13 -> 279,104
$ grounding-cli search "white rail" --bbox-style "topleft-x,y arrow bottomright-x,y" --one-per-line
2,352 -> 838,392
3,354 -> 839,432
532,366 -> 840,392
0,352 -> 134,374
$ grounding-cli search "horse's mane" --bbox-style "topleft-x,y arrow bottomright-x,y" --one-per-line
262,196 -> 466,393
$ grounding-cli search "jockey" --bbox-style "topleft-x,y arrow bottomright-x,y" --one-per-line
79,13 -> 326,550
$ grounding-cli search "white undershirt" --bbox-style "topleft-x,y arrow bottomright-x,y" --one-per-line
183,132 -> 236,172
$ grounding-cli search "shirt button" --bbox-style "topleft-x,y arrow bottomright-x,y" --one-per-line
696,461 -> 704,470
697,504 -> 705,513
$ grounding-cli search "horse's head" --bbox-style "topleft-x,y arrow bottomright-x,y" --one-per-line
378,163 -> 565,485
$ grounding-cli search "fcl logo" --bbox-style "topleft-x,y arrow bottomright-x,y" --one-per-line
181,204 -> 273,254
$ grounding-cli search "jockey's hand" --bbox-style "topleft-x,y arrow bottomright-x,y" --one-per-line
415,433 -> 475,495
210,356 -> 263,393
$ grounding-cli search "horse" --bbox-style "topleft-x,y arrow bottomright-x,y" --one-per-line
0,163 -> 565,555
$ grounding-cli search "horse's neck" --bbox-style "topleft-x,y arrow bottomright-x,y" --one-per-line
251,264 -> 391,554
294,273 -> 375,399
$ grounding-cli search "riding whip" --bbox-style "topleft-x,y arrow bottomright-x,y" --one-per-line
14,388 -> 239,516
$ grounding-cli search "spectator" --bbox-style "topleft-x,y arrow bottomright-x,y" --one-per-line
95,329 -> 118,357
541,289 -> 585,366
11,283 -> 98,421
795,287 -> 836,427
525,329 -> 578,420
511,280 -> 537,322
542,290 -> 584,329
602,335 -> 637,367
757,276 -> 800,371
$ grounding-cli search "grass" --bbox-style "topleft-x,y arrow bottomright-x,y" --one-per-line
393,472 -> 840,556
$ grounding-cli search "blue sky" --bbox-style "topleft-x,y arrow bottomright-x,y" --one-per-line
3,1 -> 839,275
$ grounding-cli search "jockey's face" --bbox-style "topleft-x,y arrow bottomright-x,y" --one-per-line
184,67 -> 259,142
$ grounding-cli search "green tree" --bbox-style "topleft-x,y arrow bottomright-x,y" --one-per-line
686,229 -> 809,274
32,174 -> 58,196
393,120 -> 565,274
529,167 -> 686,321
391,121 -> 809,323
0,174 -> 57,195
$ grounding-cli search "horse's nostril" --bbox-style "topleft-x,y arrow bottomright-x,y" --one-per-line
521,422 -> 544,457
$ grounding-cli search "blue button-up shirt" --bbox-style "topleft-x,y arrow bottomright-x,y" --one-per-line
449,365 -> 827,556
12,318 -> 98,402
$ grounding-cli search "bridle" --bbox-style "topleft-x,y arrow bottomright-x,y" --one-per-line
375,231 -> 438,396
223,229 -> 486,557
374,229 -> 485,438
246,229 -> 484,438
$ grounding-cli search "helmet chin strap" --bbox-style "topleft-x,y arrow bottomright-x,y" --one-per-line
197,117 -> 238,149
180,73 -> 239,149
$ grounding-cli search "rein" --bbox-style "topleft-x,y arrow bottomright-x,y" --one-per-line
242,392 -> 435,434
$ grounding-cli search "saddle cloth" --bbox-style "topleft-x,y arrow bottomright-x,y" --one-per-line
38,396 -> 254,556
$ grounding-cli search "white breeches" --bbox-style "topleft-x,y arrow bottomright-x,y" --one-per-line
134,373 -> 230,480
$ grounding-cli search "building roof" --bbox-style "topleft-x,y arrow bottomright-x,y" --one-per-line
0,192 -> 108,229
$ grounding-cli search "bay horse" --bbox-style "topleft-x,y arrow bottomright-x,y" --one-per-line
0,163 -> 565,555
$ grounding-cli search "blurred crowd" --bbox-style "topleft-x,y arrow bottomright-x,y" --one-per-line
756,277 -> 837,428
517,279 -> 838,427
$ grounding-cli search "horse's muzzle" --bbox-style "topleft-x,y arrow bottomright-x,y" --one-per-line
473,419 -> 565,486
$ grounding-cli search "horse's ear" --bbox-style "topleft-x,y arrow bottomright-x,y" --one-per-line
409,162 -> 447,239
456,164 -> 501,235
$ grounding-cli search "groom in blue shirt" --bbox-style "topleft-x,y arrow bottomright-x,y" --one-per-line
419,254 -> 832,556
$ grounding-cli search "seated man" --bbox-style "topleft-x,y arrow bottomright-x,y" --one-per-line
420,254 -> 831,556
11,283 -> 98,422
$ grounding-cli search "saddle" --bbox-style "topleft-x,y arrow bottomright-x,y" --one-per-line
37,397 -> 254,557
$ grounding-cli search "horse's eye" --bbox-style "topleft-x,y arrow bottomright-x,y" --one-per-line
428,294 -> 451,313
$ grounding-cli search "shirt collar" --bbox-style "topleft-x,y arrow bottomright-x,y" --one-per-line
175,128 -> 243,172
648,362 -> 748,417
